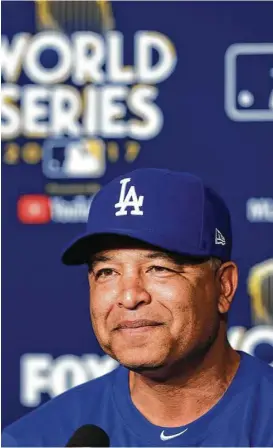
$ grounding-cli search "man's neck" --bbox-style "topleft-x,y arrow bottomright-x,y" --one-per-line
129,335 -> 240,427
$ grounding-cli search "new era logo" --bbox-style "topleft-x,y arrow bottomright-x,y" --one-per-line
215,228 -> 226,245
17,195 -> 51,224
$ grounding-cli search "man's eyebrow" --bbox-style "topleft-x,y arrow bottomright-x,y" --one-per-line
145,252 -> 186,265
88,254 -> 113,269
145,252 -> 208,265
145,252 -> 175,261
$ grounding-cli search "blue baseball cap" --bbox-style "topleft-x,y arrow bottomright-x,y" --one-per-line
61,168 -> 232,265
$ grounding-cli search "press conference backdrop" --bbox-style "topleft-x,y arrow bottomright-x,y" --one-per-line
2,0 -> 273,429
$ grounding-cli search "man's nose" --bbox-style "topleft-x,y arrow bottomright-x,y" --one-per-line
117,274 -> 151,309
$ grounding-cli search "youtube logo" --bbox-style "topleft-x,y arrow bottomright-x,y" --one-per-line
17,194 -> 92,224
17,195 -> 51,224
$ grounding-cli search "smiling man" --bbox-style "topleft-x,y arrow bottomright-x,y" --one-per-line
2,168 -> 273,447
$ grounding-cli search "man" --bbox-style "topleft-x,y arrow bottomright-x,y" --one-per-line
2,168 -> 273,447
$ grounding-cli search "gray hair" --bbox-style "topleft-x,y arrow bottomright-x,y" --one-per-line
208,257 -> 222,272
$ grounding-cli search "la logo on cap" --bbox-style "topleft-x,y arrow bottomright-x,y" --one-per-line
115,178 -> 144,216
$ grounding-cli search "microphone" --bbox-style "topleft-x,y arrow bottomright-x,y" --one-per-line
66,424 -> 110,447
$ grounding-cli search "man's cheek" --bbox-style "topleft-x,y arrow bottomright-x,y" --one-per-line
90,304 -> 105,321
89,301 -> 104,327
150,283 -> 180,302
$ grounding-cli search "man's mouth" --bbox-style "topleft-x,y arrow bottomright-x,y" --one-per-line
115,319 -> 162,330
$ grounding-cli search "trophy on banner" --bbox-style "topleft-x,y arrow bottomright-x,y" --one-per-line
35,0 -> 114,33
248,259 -> 273,325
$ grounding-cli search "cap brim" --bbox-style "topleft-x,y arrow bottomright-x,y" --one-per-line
61,228 -> 215,266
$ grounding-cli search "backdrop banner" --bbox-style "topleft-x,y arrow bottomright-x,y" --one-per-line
2,0 -> 273,428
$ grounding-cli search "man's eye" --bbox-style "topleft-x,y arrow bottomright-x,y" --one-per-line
95,268 -> 115,280
148,265 -> 173,274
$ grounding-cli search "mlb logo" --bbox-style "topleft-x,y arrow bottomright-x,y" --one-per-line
42,138 -> 106,179
17,195 -> 51,224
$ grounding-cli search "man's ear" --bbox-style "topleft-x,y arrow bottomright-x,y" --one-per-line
217,262 -> 238,314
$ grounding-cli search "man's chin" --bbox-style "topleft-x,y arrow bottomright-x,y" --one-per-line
114,351 -> 166,372
123,363 -> 165,373
103,340 -> 169,371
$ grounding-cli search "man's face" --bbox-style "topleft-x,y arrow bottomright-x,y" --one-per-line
88,239 -> 233,373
